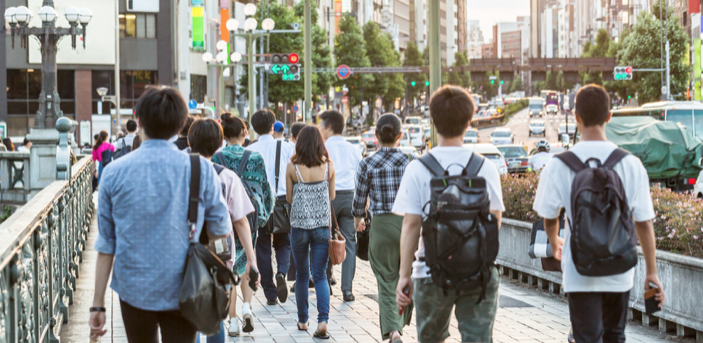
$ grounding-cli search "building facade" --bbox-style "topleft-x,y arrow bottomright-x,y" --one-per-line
467,20 -> 485,59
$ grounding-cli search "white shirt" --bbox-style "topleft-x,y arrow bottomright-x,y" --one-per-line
529,151 -> 552,171
325,136 -> 362,191
17,146 -> 29,153
392,147 -> 505,279
533,141 -> 655,293
247,134 -> 295,197
116,134 -> 136,151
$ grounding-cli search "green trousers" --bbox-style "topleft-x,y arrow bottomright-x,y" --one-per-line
368,214 -> 413,340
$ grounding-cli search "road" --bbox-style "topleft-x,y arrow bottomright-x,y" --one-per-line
478,108 -> 577,151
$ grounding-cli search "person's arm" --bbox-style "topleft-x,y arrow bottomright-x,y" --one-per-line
90,172 -> 116,339
256,156 -> 275,220
532,161 -> 564,259
89,253 -> 114,340
286,162 -> 295,204
396,214 -> 422,309
544,217 -> 564,261
352,160 -> 369,232
636,220 -> 665,306
201,160 -> 232,240
328,161 -> 336,201
233,216 -> 259,284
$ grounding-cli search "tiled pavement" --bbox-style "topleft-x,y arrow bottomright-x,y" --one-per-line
61,215 -> 677,343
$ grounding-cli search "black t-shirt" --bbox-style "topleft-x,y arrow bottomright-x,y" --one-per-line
174,137 -> 189,150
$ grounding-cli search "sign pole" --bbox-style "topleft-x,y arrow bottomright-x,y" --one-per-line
304,0 -> 312,123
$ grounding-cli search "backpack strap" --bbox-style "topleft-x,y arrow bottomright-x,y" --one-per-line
603,148 -> 630,169
237,150 -> 252,177
188,154 -> 201,239
213,164 -> 225,175
554,151 -> 587,173
418,153 -> 445,177
274,140 -> 282,194
464,153 -> 485,176
215,151 -> 227,167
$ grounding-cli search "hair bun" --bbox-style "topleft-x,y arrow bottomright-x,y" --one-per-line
381,124 -> 394,133
221,113 -> 232,121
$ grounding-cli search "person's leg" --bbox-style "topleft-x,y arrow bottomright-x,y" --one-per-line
334,192 -> 357,295
368,214 -> 409,341
273,230 -> 291,301
119,299 -> 159,343
310,227 -> 331,325
453,267 -> 500,343
204,322 -> 225,343
412,278 -> 455,343
601,291 -> 630,343
568,292 -> 604,343
156,309 -> 198,343
240,280 -> 255,333
255,225 -> 277,302
291,227 -> 312,325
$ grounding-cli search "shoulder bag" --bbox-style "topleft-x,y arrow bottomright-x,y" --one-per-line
328,165 -> 346,265
267,140 -> 292,235
179,155 -> 238,335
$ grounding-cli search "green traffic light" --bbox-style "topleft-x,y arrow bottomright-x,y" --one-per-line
500,80 -> 504,84
490,80 -> 495,84
425,81 -> 430,86
411,81 -> 416,87
628,95 -> 631,99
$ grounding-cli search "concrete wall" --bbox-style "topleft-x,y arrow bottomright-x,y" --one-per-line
120,39 -> 160,71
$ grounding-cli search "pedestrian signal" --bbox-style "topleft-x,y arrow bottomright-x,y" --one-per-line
614,66 -> 632,80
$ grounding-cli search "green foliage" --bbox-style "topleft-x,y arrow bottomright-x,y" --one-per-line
579,28 -> 611,85
403,42 -> 426,99
384,38 -> 406,109
617,0 -> 689,103
0,206 -> 13,223
334,15 -> 372,107
362,22 -> 391,105
295,1 -> 333,102
448,51 -> 470,88
510,77 -> 525,92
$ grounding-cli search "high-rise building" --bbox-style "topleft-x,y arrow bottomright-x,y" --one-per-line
467,20 -> 485,59
383,0 -> 411,52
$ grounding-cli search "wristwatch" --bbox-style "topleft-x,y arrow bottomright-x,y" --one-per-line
89,307 -> 106,313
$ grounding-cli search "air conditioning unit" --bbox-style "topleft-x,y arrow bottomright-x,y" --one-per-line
126,0 -> 159,13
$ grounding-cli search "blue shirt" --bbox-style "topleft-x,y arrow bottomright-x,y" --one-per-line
95,140 -> 232,311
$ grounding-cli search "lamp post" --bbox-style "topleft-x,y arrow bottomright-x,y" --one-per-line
5,3 -> 91,129
202,48 -> 243,116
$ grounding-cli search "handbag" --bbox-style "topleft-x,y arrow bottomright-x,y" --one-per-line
328,168 -> 346,265
528,217 -> 565,273
356,211 -> 371,261
179,155 -> 238,335
267,141 -> 292,235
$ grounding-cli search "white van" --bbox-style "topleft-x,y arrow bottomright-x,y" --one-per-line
405,116 -> 422,126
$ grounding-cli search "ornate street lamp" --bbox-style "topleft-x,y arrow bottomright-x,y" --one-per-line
6,2 -> 91,129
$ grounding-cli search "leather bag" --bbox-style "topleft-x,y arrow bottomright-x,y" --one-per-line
328,168 -> 346,265
267,141 -> 292,235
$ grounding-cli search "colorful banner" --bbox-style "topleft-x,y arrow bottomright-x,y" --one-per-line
695,38 -> 701,101
191,0 -> 203,5
220,9 -> 230,43
192,7 -> 204,48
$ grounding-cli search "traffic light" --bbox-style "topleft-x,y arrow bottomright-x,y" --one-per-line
613,66 -> 633,80
425,81 -> 430,86
490,80 -> 495,84
627,95 -> 631,99
270,53 -> 299,64
500,80 -> 504,85
282,64 -> 301,81
270,53 -> 301,81
411,81 -> 417,87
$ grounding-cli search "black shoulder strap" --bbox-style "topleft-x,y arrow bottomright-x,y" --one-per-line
237,150 -> 252,177
215,151 -> 227,167
213,164 -> 225,175
554,151 -> 587,173
603,148 -> 630,169
465,153 -> 485,176
275,140 -> 282,193
188,154 -> 201,226
418,153 -> 445,177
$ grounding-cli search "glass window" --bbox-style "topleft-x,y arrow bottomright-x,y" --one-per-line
146,14 -> 157,38
120,71 -> 134,99
7,101 -> 27,115
57,70 -> 75,100
498,146 -> 527,158
464,130 -> 477,137
7,117 -> 29,137
120,14 -> 137,38
132,70 -> 157,99
27,70 -> 42,99
191,75 -> 207,103
7,70 -> 27,99
136,14 -> 146,38
694,110 -> 703,141
667,109 -> 693,134
493,131 -> 510,137
92,71 -> 114,100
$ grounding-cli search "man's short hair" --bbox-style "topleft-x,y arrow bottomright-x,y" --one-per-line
575,84 -> 611,127
180,116 -> 195,137
291,122 -> 306,139
135,87 -> 188,140
429,86 -> 475,138
318,110 -> 345,135
250,109 -> 276,135
126,119 -> 138,133
23,138 -> 30,145
188,118 -> 224,157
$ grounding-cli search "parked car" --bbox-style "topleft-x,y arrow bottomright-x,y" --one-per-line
496,144 -> 530,173
362,131 -> 378,149
529,120 -> 546,137
464,128 -> 479,144
407,125 -> 425,148
489,128 -> 515,145
399,129 -> 411,147
345,136 -> 368,157
546,104 -> 559,115
558,122 -> 577,138
405,116 -> 422,126
463,143 -> 508,175
695,171 -> 703,199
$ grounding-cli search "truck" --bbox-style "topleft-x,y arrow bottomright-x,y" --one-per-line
527,97 -> 544,117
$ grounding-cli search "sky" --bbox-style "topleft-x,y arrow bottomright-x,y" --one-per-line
466,0 -> 531,43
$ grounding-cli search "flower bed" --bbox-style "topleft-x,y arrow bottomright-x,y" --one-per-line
501,172 -> 703,258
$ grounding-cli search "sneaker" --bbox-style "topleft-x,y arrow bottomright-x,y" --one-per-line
228,318 -> 240,337
242,303 -> 255,333
276,272 -> 288,303
266,298 -> 277,306
567,328 -> 575,343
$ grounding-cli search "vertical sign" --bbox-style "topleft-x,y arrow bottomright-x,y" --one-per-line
220,9 -> 230,43
192,7 -> 204,48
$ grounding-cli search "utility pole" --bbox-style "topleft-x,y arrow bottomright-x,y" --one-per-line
115,0 -> 121,134
304,0 -> 312,123
248,35 -> 255,120
428,0 -> 441,148
666,40 -> 671,101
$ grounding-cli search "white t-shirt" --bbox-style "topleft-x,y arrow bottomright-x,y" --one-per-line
529,151 -> 552,171
533,141 -> 655,293
392,147 -> 505,279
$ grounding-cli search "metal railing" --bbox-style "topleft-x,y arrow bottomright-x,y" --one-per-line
0,155 -> 94,343
0,152 -> 31,204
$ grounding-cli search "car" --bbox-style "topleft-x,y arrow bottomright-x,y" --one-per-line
546,104 -> 559,115
558,122 -> 577,138
463,143 -> 508,175
398,145 -> 419,159
489,128 -> 515,145
405,116 -> 422,126
407,125 -> 425,148
362,131 -> 378,149
399,129 -> 411,147
421,119 -> 430,128
464,128 -> 479,144
529,120 -> 546,137
696,171 -> 703,199
345,136 -> 367,157
496,145 -> 530,173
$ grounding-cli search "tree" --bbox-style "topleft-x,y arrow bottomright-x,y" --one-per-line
403,42 -> 426,99
448,51 -> 470,88
362,22 -> 391,108
603,28 -> 634,99
334,15 -> 372,108
579,28 -> 611,85
383,37 -> 405,113
510,77 -> 525,92
294,1 -> 332,102
617,0 -> 689,103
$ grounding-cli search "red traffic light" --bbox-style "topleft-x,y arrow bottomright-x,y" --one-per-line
289,53 -> 299,64
625,67 -> 632,73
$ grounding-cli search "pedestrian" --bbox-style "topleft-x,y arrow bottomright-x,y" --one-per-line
243,121 -> 252,147
286,121 -> 308,289
174,116 -> 195,150
290,122 -> 306,144
529,139 -> 552,172
318,110 -> 362,301
247,109 -> 295,305
273,121 -> 285,139
89,86 -> 233,343
3,138 -> 15,152
188,118 -> 260,343
353,113 -> 412,343
533,85 -> 664,343
394,86 -> 504,343
285,125 -> 335,339
212,113 -> 274,336
114,120 -> 139,159
91,130 -> 115,185
17,138 -> 31,152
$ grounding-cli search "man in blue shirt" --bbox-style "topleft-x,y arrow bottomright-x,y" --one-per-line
89,87 -> 232,343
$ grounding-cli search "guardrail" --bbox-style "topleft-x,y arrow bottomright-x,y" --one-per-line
0,155 -> 94,343
0,152 -> 31,205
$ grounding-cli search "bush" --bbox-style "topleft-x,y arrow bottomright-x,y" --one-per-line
501,173 -> 703,258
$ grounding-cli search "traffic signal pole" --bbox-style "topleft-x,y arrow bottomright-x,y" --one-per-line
304,0 -> 312,123
428,0 -> 441,148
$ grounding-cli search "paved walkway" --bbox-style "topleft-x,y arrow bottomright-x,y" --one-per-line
61,214 -> 678,343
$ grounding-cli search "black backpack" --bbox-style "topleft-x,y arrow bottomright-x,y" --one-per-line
101,149 -> 113,168
419,153 -> 499,302
215,151 -> 259,238
555,148 -> 638,276
113,138 -> 132,160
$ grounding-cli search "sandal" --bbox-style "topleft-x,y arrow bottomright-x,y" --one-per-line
297,322 -> 308,331
313,330 -> 330,339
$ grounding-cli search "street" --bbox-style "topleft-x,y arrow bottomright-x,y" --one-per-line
478,108 -> 576,151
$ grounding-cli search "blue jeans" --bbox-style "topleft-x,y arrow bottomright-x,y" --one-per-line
291,227 -> 330,324
195,322 -> 224,343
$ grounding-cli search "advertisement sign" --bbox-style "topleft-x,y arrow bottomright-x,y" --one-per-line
221,9 -> 230,43
193,7 -> 204,48
191,0 -> 203,5
695,38 -> 701,101
80,121 -> 91,146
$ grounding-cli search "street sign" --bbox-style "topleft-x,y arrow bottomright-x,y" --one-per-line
188,99 -> 197,109
337,65 -> 351,79
489,76 -> 497,80
292,105 -> 299,112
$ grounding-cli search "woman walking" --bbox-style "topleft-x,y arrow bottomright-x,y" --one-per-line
91,130 -> 115,185
285,126 -> 335,339
352,114 -> 412,343
212,113 -> 274,336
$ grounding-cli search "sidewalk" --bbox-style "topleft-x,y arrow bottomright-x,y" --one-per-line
61,214 -> 676,343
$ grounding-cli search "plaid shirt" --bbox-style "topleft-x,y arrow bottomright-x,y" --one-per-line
353,147 -> 412,218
